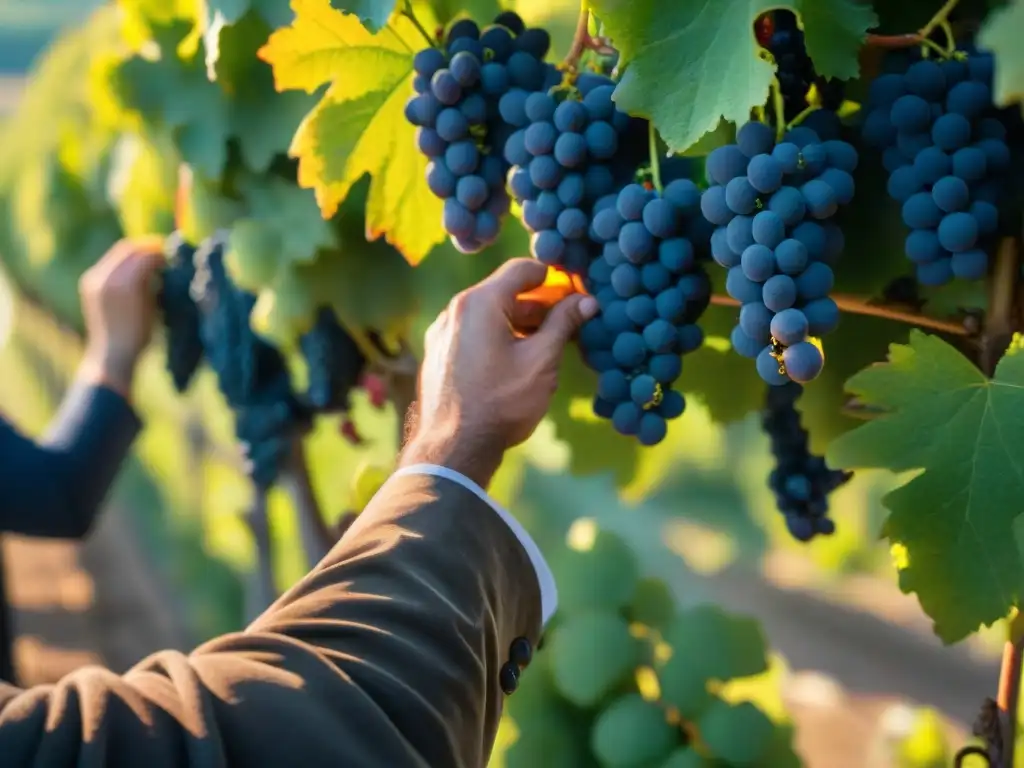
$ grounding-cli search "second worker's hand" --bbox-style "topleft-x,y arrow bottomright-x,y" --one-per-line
401,258 -> 599,488
78,237 -> 168,400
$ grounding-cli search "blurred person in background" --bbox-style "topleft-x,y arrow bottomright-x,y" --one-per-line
0,239 -> 166,683
0,257 -> 596,768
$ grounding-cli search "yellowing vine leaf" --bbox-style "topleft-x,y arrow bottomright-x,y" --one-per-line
589,0 -> 877,153
258,0 -> 444,264
827,331 -> 1024,643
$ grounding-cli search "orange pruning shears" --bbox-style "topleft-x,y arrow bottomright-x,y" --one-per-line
518,266 -> 588,305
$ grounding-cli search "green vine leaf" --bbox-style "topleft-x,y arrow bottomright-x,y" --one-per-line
259,0 -> 445,264
826,331 -> 1024,643
111,51 -> 232,178
198,0 -> 252,75
589,0 -> 878,153
978,0 -> 1024,115
328,0 -> 397,32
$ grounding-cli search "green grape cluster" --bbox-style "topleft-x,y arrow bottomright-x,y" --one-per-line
502,523 -> 801,767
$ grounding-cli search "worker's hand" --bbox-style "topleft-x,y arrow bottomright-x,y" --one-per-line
402,259 -> 598,487
78,238 -> 167,399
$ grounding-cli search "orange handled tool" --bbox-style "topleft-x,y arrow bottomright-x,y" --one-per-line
518,266 -> 588,305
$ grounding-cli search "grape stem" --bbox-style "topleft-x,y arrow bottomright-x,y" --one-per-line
401,0 -> 436,49
647,122 -> 663,194
769,78 -> 786,142
563,4 -> 592,70
785,103 -> 818,132
864,0 -> 962,48
708,293 -> 971,336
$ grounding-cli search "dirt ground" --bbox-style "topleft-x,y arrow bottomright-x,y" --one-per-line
4,503 -> 190,685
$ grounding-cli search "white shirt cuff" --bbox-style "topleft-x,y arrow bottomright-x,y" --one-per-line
392,463 -> 558,627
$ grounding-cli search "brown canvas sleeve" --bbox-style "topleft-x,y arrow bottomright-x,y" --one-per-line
0,472 -> 543,768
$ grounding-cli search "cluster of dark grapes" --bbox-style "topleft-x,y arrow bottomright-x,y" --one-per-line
503,72 -> 648,275
703,121 -> 855,386
189,233 -> 312,488
763,382 -> 852,541
405,12 -> 560,253
159,232 -> 204,393
579,179 -> 709,445
861,51 -> 1009,286
160,232 -> 389,479
299,308 -> 382,445
300,308 -> 368,412
758,10 -> 843,141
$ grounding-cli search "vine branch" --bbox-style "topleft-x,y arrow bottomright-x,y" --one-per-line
241,488 -> 276,624
997,615 -> 1023,768
708,293 -> 971,336
562,4 -> 592,71
279,434 -> 333,570
865,0 -> 962,48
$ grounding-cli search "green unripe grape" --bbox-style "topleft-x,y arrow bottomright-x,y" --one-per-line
550,609 -> 641,707
697,700 -> 773,766
658,748 -> 719,768
550,527 -> 639,613
504,704 -> 590,768
591,693 -> 678,766
657,654 -> 713,720
663,606 -> 768,682
628,576 -> 676,629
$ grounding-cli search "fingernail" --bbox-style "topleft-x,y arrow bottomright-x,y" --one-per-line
579,296 -> 599,320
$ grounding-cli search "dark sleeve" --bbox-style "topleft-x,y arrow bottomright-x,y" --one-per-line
0,383 -> 141,539
0,473 -> 544,768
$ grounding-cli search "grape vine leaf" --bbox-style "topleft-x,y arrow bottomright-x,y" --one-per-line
111,51 -> 232,178
826,331 -> 1024,644
328,0 -> 395,32
238,174 -> 336,262
589,0 -> 878,153
978,0 -> 1024,114
209,10 -> 321,171
258,0 -> 445,264
106,129 -> 179,238
197,0 -> 251,76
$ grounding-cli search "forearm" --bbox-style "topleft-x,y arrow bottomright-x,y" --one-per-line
399,421 -> 503,490
0,474 -> 544,767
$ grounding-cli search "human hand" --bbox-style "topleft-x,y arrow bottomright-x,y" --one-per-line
78,237 -> 167,398
401,259 -> 599,487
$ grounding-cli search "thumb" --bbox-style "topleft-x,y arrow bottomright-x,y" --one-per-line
532,293 -> 599,351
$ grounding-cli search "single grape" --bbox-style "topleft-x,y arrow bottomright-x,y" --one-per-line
783,342 -> 824,383
637,412 -> 668,446
741,244 -> 775,282
756,346 -> 789,385
752,211 -> 786,248
762,274 -> 797,312
770,308 -> 809,346
630,375 -> 658,406
740,302 -> 773,343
